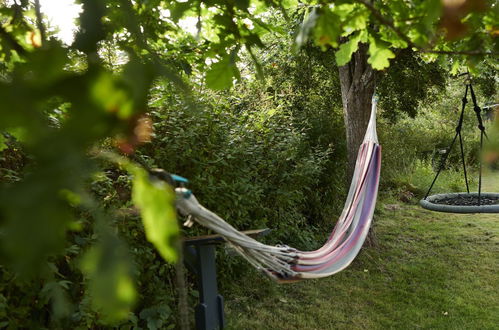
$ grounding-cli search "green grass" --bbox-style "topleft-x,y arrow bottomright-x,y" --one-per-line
223,172 -> 499,329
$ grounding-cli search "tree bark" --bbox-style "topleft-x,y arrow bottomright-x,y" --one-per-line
338,43 -> 376,180
338,43 -> 377,243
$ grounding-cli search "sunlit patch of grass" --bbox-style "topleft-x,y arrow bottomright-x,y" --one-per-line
223,172 -> 499,329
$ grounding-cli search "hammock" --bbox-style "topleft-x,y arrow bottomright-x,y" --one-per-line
175,99 -> 381,281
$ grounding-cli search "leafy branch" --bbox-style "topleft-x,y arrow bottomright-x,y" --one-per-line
354,0 -> 414,48
354,0 -> 498,56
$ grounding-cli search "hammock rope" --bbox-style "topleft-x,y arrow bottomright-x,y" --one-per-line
175,99 -> 381,281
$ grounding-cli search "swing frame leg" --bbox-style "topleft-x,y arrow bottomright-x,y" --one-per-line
184,243 -> 225,330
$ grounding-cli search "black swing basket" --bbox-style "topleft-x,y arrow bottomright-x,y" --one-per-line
420,74 -> 499,214
421,192 -> 499,213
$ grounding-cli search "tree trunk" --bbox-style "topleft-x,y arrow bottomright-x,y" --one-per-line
338,43 -> 377,243
338,43 -> 376,180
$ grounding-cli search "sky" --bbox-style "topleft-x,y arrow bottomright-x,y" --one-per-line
38,0 -> 198,44
39,0 -> 82,44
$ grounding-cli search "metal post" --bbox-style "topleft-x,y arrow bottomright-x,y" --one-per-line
182,229 -> 268,329
184,244 -> 225,330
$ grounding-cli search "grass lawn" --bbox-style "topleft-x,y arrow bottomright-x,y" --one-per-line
222,172 -> 499,329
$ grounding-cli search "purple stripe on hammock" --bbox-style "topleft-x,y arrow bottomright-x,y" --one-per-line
298,142 -> 373,258
296,142 -> 377,260
292,146 -> 380,272
292,145 -> 381,272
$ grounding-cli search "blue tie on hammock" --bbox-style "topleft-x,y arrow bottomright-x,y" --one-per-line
175,99 -> 381,281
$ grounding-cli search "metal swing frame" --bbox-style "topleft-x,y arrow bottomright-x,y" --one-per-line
420,74 -> 499,214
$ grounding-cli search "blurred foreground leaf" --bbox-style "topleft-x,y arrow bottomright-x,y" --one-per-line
205,56 -> 239,90
103,153 -> 179,263
129,166 -> 178,263
80,226 -> 136,324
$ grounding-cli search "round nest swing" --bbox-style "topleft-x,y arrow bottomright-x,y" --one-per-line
420,192 -> 499,213
420,75 -> 499,214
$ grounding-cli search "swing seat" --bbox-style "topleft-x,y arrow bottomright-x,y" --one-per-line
420,192 -> 499,213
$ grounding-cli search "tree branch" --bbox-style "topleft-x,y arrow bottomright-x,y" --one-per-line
419,49 -> 499,56
0,24 -> 27,56
34,0 -> 46,44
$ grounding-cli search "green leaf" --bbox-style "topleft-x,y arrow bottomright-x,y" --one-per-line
40,281 -> 71,319
333,4 -> 368,36
313,7 -> 341,49
282,0 -> 298,9
421,0 -> 442,30
130,167 -> 179,262
379,25 -> 408,48
246,45 -> 264,80
450,60 -> 463,75
73,0 -> 106,53
368,37 -> 395,70
205,56 -> 238,90
170,1 -> 193,22
336,31 -> 364,66
0,135 -> 6,152
407,27 -> 428,46
7,127 -> 28,143
235,0 -> 250,11
97,152 -> 179,262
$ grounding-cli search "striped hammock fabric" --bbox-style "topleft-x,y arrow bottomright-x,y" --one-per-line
175,99 -> 381,281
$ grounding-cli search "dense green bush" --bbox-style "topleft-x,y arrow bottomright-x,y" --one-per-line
143,84 -> 347,249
